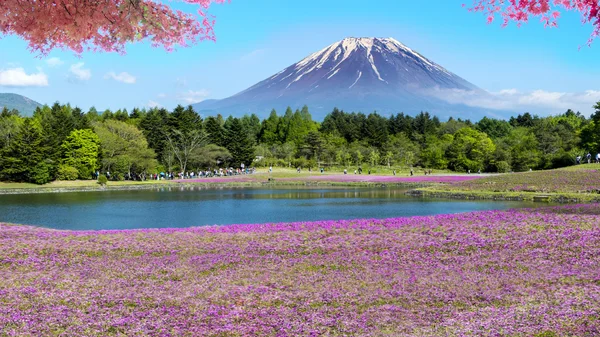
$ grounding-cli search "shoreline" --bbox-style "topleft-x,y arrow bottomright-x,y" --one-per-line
0,172 -> 484,195
3,168 -> 599,204
2,179 -> 599,204
407,188 -> 600,203
0,180 -> 440,195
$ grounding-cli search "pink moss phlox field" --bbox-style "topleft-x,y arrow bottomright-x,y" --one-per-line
178,176 -> 256,183
176,174 -> 482,184
278,174 -> 484,183
2,205 -> 600,336
441,169 -> 600,194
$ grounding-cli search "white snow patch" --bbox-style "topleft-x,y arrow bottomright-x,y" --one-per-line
368,53 -> 386,83
279,71 -> 295,82
349,71 -> 362,89
327,68 -> 341,79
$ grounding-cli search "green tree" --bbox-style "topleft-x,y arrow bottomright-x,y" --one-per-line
94,120 -> 157,179
580,102 -> 600,153
475,117 -> 512,139
276,107 -> 294,143
420,135 -> 451,170
0,119 -> 51,184
241,114 -> 262,145
446,128 -> 496,172
192,144 -> 232,168
504,127 -> 540,172
139,108 -> 169,160
225,117 -> 255,167
34,103 -> 77,171
165,129 -> 208,173
204,115 -> 226,147
286,105 -> 318,146
169,105 -> 202,134
259,109 -> 281,145
368,148 -> 381,166
363,113 -> 389,148
386,133 -> 418,168
61,129 -> 101,179
301,131 -> 324,162
0,114 -> 23,149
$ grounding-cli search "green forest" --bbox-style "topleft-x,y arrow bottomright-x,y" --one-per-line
1,102 -> 599,184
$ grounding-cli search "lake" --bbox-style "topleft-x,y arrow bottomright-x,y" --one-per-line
0,186 -> 546,230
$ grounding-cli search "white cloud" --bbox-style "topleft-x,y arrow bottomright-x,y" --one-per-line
69,62 -> 91,81
426,87 -> 600,116
498,88 -> 518,96
175,78 -> 188,88
104,71 -> 136,84
179,89 -> 210,104
157,93 -> 167,98
0,68 -> 48,87
240,49 -> 266,62
46,57 -> 64,67
147,100 -> 161,108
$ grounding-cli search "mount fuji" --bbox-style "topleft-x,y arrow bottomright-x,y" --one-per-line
193,37 -> 494,119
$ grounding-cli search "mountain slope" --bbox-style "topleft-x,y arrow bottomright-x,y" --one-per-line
194,37 -> 492,119
0,93 -> 42,116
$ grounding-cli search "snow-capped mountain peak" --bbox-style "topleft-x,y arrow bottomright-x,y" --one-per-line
194,37 -> 483,119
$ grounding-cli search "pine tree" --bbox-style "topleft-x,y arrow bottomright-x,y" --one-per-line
0,119 -> 51,184
277,107 -> 294,143
205,116 -> 225,147
35,103 -> 77,166
225,118 -> 255,167
259,109 -> 280,144
139,108 -> 169,160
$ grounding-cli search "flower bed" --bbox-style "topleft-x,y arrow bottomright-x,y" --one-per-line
436,167 -> 600,194
278,174 -> 484,184
176,176 -> 257,183
1,205 -> 599,336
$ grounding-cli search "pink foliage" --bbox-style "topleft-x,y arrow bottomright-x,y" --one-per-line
469,0 -> 600,44
0,0 -> 227,55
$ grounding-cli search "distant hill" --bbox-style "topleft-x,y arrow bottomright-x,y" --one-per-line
193,37 -> 501,120
0,93 -> 43,116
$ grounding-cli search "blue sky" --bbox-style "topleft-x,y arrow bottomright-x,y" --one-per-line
1,0 -> 599,115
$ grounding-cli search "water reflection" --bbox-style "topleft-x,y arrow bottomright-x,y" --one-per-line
0,186 -> 547,230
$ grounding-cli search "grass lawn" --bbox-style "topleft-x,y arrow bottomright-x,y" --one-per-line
1,205 -> 599,336
0,179 -> 171,190
0,167 -> 472,192
416,164 -> 600,202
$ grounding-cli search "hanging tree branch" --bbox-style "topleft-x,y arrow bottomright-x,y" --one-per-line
0,0 -> 228,55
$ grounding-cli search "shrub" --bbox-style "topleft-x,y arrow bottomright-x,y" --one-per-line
97,175 -> 108,186
291,157 -> 309,169
31,162 -> 52,185
57,165 -> 79,181
495,161 -> 511,173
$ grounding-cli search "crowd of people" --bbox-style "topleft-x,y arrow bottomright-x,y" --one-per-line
165,167 -> 257,180
576,152 -> 600,165
94,166 -> 256,181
